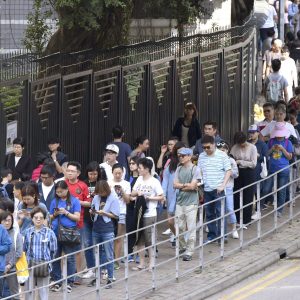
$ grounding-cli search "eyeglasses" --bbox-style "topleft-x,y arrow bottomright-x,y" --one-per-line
216,142 -> 226,148
202,146 -> 211,150
33,216 -> 44,220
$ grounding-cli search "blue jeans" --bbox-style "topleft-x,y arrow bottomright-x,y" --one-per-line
0,271 -> 3,298
204,190 -> 224,240
82,222 -> 95,268
51,241 -> 80,284
264,173 -> 289,213
92,231 -> 114,280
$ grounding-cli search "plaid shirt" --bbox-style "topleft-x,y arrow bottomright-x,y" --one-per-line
23,226 -> 57,262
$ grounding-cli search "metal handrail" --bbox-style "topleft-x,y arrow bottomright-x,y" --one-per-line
1,159 -> 300,299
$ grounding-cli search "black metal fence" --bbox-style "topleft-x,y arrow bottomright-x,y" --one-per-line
0,24 -> 256,169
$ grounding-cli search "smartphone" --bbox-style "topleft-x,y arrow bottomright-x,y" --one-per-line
54,208 -> 59,212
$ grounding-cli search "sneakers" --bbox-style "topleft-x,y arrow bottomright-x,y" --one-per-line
128,255 -> 135,263
251,211 -> 261,220
169,234 -> 175,243
205,226 -> 209,233
135,255 -> 140,264
232,230 -> 239,239
67,284 -> 72,293
277,212 -> 282,218
114,262 -> 120,270
182,255 -> 192,261
81,269 -> 95,279
50,284 -> 61,292
179,249 -> 186,255
171,241 -> 176,248
162,228 -> 171,235
105,280 -> 112,289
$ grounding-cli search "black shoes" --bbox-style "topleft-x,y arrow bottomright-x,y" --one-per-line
182,255 -> 192,261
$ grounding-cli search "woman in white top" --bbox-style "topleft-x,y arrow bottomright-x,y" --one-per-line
131,158 -> 164,271
108,163 -> 131,269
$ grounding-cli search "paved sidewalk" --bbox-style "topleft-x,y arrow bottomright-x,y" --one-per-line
47,194 -> 300,300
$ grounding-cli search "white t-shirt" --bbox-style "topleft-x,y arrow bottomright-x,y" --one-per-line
261,4 -> 277,28
100,161 -> 126,181
132,176 -> 164,218
108,179 -> 131,215
261,120 -> 297,138
15,156 -> 21,166
42,183 -> 54,201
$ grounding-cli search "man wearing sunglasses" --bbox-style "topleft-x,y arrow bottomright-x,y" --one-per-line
257,102 -> 274,132
173,147 -> 201,262
198,135 -> 232,244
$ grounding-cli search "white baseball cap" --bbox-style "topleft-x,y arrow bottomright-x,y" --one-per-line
105,144 -> 119,154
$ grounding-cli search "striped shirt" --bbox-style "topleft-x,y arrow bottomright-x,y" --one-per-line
198,149 -> 231,192
23,226 -> 57,262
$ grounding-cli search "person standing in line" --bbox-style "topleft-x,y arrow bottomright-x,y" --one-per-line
23,207 -> 57,300
172,102 -> 201,148
280,46 -> 298,101
156,136 -> 178,173
131,158 -> 164,270
38,165 -> 56,211
173,147 -> 201,261
47,138 -> 68,179
5,137 -> 32,181
0,221 -> 12,298
260,0 -> 277,44
108,163 -> 131,270
257,102 -> 275,132
230,132 -> 258,227
130,136 -> 150,159
194,121 -> 223,156
101,144 -> 126,181
198,135 -> 232,243
111,125 -> 132,180
0,211 -> 22,300
64,161 -> 89,285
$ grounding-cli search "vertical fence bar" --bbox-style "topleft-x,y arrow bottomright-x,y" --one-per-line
274,174 -> 278,232
220,196 -> 225,259
62,256 -> 68,300
256,181 -> 261,241
175,215 -> 179,281
124,234 -> 129,300
28,266 -> 34,300
239,190 -> 244,250
94,244 -> 100,299
289,165 -> 294,223
151,223 -> 156,291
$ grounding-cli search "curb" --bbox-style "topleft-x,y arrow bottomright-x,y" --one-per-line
183,239 -> 300,300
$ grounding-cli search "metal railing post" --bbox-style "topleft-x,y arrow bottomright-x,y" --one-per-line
62,256 -> 68,300
274,174 -> 278,232
124,234 -> 129,300
239,190 -> 244,250
289,165 -> 294,223
220,196 -> 225,259
257,181 -> 261,241
199,204 -> 204,271
94,244 -> 100,299
175,215 -> 180,281
28,265 -> 34,300
151,223 -> 156,291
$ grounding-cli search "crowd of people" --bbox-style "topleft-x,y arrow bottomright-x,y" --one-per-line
0,96 -> 300,298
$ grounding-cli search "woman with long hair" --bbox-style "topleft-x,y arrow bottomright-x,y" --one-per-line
49,181 -> 81,293
172,102 -> 201,147
162,141 -> 186,246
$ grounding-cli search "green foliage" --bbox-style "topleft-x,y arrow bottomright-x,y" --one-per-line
23,0 -> 52,54
0,86 -> 21,122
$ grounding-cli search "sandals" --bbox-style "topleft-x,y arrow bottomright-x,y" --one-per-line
50,284 -> 61,292
132,265 -> 146,271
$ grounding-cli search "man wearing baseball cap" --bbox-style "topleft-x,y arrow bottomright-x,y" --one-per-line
173,147 -> 201,261
100,144 -> 126,181
248,124 -> 268,219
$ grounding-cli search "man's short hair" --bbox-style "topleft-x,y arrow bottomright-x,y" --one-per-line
138,158 -> 153,172
282,46 -> 290,54
271,59 -> 281,72
201,135 -> 215,145
67,161 -> 81,172
203,121 -> 217,129
12,137 -> 25,147
47,137 -> 60,145
40,165 -> 56,177
0,168 -> 12,179
112,125 -> 124,139
263,102 -> 274,109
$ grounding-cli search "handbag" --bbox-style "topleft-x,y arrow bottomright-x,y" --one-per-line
29,232 -> 49,277
56,199 -> 81,245
260,157 -> 268,179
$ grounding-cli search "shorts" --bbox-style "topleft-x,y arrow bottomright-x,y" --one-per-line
138,216 -> 157,247
118,214 -> 126,225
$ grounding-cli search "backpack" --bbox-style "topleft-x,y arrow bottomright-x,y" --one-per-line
0,183 -> 9,198
266,75 -> 283,102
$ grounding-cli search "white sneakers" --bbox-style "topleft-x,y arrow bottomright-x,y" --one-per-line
232,230 -> 239,239
162,228 -> 171,235
81,269 -> 95,279
251,211 -> 261,220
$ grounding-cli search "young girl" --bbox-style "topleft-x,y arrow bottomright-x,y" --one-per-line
216,141 -> 239,239
18,183 -> 48,236
108,163 -> 131,270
